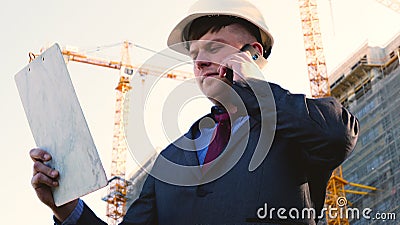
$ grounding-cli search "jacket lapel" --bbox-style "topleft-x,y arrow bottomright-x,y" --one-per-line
181,78 -> 273,180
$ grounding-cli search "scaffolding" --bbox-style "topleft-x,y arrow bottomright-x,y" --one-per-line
329,33 -> 400,224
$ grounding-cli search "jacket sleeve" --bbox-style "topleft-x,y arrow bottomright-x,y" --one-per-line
276,91 -> 359,169
75,201 -> 107,225
73,174 -> 157,225
121,174 -> 158,225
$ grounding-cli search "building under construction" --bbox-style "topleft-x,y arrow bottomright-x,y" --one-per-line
329,33 -> 400,224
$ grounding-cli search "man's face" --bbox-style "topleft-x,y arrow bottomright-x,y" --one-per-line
189,24 -> 245,104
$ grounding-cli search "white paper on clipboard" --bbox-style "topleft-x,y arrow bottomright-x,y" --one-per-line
15,44 -> 108,206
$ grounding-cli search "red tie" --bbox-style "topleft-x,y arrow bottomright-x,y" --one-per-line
204,110 -> 231,164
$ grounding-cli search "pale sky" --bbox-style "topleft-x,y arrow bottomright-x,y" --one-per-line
0,0 -> 399,224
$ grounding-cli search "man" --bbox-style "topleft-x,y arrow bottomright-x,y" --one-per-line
30,0 -> 359,224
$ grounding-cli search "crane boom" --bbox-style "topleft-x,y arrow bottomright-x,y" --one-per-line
62,49 -> 121,70
61,48 -> 191,81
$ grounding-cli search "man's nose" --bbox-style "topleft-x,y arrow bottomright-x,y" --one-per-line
195,60 -> 211,70
194,53 -> 212,70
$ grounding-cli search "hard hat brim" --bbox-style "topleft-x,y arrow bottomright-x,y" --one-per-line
167,12 -> 274,57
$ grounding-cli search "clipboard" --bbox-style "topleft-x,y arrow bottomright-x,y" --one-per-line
15,44 -> 108,206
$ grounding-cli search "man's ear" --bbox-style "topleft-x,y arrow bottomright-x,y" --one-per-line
250,42 -> 263,56
250,42 -> 267,69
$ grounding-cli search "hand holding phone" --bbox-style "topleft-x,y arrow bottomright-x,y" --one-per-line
225,44 -> 260,83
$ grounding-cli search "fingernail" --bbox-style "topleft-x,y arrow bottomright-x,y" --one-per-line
44,154 -> 50,160
217,67 -> 223,76
220,68 -> 226,77
53,181 -> 58,186
51,170 -> 58,177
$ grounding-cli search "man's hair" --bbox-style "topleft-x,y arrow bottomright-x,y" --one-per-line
187,15 -> 271,58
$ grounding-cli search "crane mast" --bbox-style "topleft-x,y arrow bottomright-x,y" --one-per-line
298,0 -> 330,98
102,41 -> 133,225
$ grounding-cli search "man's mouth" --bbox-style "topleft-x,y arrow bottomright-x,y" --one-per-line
201,72 -> 219,81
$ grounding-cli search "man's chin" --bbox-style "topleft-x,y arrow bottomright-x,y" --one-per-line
203,89 -> 232,105
203,76 -> 231,87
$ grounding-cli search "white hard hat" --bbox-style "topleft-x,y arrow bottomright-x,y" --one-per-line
167,0 -> 274,58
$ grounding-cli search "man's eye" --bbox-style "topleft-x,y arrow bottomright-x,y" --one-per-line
209,46 -> 221,53
190,53 -> 198,60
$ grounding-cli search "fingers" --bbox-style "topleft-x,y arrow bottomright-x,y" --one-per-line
30,148 -> 51,162
218,52 -> 257,80
218,58 -> 241,79
31,148 -> 59,187
32,160 -> 59,191
218,67 -> 227,78
31,172 -> 59,189
33,160 -> 59,178
29,148 -> 60,210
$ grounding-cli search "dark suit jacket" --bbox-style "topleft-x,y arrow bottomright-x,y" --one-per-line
75,79 -> 359,225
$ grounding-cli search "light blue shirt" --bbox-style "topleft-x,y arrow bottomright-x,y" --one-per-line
195,115 -> 249,165
54,198 -> 84,225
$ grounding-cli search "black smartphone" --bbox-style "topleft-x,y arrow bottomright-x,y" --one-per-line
226,44 -> 260,83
